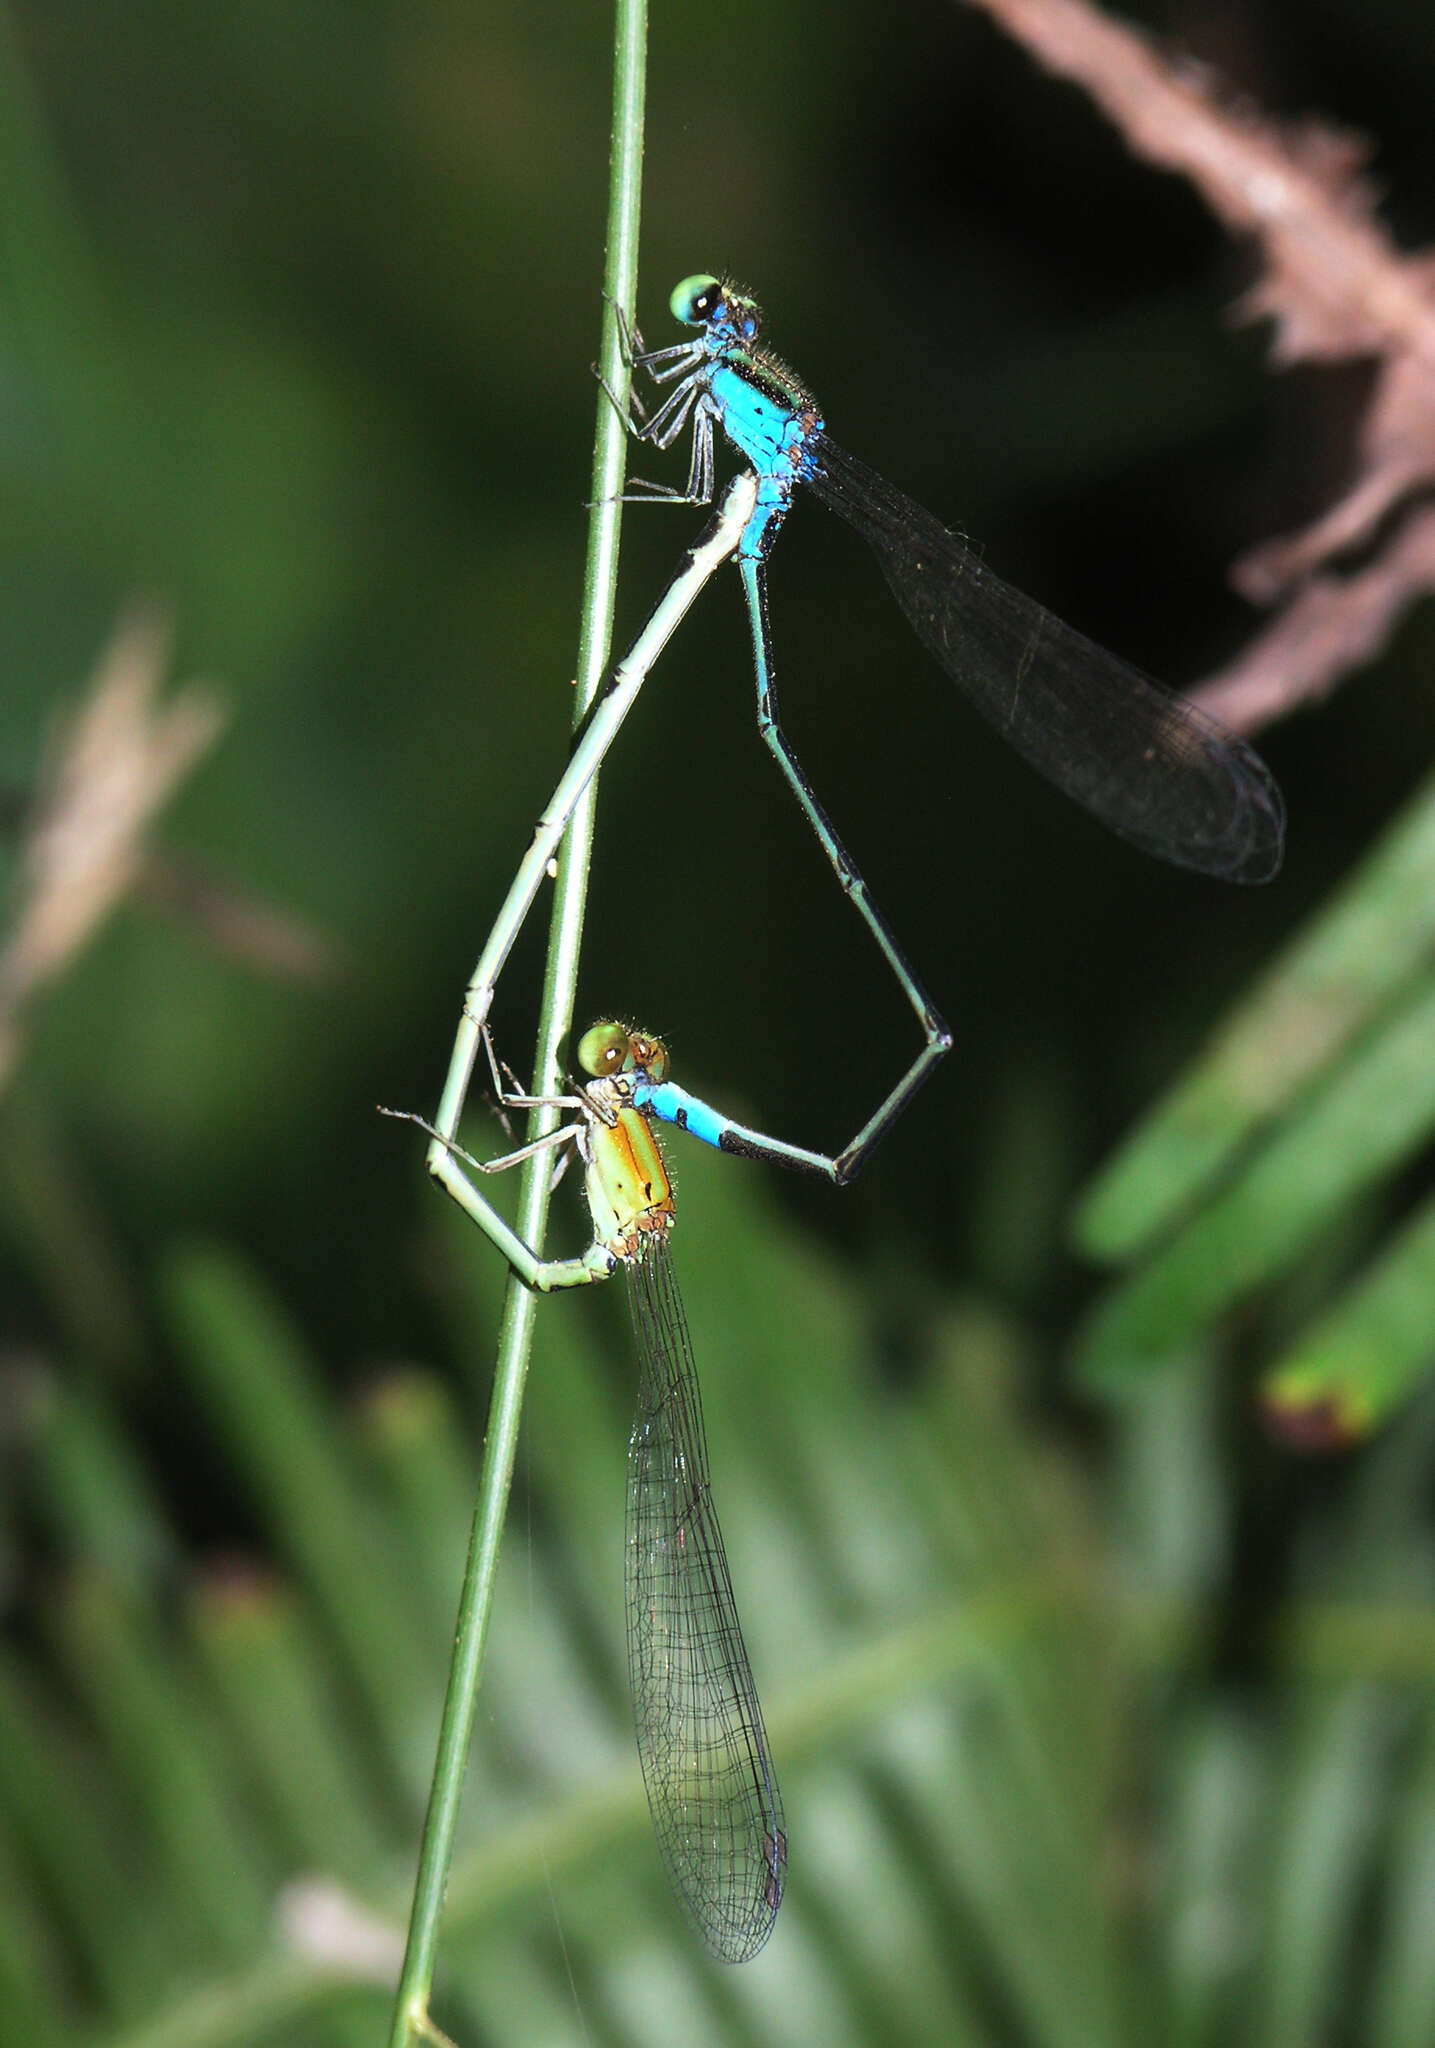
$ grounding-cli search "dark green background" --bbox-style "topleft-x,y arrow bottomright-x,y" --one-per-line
6,2 -> 1435,2033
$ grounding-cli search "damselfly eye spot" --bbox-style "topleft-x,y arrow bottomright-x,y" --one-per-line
669,273 -> 721,327
577,1020 -> 630,1077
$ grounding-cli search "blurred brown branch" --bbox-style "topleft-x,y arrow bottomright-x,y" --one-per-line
136,846 -> 341,986
966,0 -> 1435,734
0,609 -> 338,1094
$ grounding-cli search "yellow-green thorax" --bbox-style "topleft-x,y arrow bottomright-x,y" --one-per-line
585,1101 -> 674,1260
573,1020 -> 676,1261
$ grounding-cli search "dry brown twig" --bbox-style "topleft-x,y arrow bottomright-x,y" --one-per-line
0,609 -> 336,1094
965,0 -> 1435,734
0,609 -> 224,1089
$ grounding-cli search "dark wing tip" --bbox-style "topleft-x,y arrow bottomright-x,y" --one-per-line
1190,723 -> 1286,886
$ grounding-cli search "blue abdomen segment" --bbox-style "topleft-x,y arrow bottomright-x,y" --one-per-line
638,1080 -> 730,1151
636,1079 -> 834,1179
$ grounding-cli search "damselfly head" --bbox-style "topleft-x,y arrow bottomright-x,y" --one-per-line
669,273 -> 762,347
577,1020 -> 670,1084
577,1020 -> 630,1078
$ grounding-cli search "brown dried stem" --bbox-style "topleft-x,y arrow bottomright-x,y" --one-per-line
966,0 -> 1435,733
0,609 -> 223,1089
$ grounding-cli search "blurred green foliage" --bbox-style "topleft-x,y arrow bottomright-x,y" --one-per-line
7,0 -> 1435,2040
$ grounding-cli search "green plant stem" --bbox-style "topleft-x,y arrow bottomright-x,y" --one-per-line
384,3 -> 648,2040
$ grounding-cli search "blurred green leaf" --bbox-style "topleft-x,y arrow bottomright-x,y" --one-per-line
1075,965 -> 1435,1391
1073,765 -> 1435,1414
1262,1191 -> 1435,1440
1076,765 -> 1435,1264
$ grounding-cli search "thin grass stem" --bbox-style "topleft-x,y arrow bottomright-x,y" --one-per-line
384,1 -> 648,2036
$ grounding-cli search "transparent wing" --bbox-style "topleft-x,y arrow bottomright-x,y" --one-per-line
805,436 -> 1285,883
626,1236 -> 786,1963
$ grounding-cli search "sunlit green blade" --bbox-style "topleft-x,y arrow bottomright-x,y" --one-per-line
164,1244 -> 443,1799
1075,969 -> 1435,1390
1261,1192 -> 1435,1442
1077,763 -> 1435,1263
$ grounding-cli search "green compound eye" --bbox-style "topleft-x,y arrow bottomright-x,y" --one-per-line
669,273 -> 722,326
577,1021 -> 630,1077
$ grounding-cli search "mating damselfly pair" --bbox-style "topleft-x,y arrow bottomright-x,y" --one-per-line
400,273 -> 1285,1963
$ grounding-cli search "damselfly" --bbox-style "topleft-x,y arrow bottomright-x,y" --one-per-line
399,271 -> 1288,1966
394,1023 -> 788,1962
620,273 -> 1286,1175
